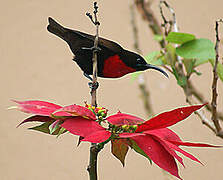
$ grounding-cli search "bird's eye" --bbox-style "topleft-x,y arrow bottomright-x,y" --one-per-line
137,58 -> 144,64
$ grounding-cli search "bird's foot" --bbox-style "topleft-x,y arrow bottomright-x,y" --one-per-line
84,73 -> 99,90
88,81 -> 99,90
81,46 -> 101,52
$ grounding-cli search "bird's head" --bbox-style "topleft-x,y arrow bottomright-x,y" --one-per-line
123,51 -> 168,78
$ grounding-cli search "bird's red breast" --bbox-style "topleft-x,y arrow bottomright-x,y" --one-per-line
102,55 -> 136,78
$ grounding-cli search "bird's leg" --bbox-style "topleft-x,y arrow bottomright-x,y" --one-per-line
84,73 -> 99,90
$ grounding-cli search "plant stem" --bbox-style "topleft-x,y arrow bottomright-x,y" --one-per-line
86,2 -> 101,180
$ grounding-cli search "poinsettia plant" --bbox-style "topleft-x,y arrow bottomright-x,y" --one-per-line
13,100 -> 219,179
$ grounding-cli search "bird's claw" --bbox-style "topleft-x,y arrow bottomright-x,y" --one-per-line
88,81 -> 99,90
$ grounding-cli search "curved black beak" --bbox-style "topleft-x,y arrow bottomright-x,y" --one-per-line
145,64 -> 169,78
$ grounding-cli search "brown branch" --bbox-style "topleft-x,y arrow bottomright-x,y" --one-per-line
86,2 -> 101,180
159,0 -> 178,34
134,0 -> 165,48
130,3 -> 153,116
211,19 -> 223,137
159,1 -> 184,70
188,81 -> 223,121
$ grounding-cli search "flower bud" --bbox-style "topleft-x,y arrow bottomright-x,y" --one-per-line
131,125 -> 138,131
122,124 -> 129,131
100,112 -> 106,118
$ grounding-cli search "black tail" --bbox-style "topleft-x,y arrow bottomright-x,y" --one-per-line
47,17 -> 67,40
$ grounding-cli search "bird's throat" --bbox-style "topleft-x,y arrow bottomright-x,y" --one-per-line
102,55 -> 136,78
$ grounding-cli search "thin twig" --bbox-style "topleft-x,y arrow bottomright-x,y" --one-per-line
130,3 -> 153,116
159,0 -> 178,33
211,19 -> 223,137
159,0 -> 183,66
188,81 -> 223,121
134,0 -> 165,48
86,2 -> 101,180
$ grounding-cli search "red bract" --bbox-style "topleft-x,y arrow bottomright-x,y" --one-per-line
106,104 -> 219,179
14,101 -> 220,179
54,104 -> 96,120
13,100 -> 101,137
13,100 -> 63,116
61,117 -> 111,143
107,112 -> 144,125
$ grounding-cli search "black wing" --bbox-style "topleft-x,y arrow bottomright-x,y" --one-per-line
47,17 -> 123,54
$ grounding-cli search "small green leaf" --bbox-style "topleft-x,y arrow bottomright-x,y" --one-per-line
176,38 -> 215,61
111,139 -> 129,166
28,121 -> 52,134
193,69 -> 202,76
29,121 -> 63,135
172,67 -> 187,87
57,127 -> 67,138
129,139 -> 152,164
194,58 -> 209,66
166,32 -> 196,44
164,43 -> 177,66
145,51 -> 163,66
209,59 -> 223,82
154,35 -> 163,42
177,76 -> 187,87
183,59 -> 195,75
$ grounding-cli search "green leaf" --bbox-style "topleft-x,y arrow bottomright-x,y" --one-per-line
129,139 -> 152,164
194,58 -> 209,66
166,32 -> 196,44
29,121 -> 64,135
164,43 -> 177,66
111,139 -> 129,166
177,76 -> 187,87
172,67 -> 187,87
209,59 -> 223,82
183,59 -> 195,75
57,127 -> 67,138
28,121 -> 52,134
176,38 -> 215,61
145,51 -> 163,66
154,35 -> 163,42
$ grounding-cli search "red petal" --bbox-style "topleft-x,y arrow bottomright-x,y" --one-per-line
17,115 -> 54,127
82,130 -> 111,143
131,135 -> 182,179
136,104 -> 206,132
119,132 -> 144,138
143,128 -> 182,142
55,104 -> 96,120
145,130 -> 184,167
169,140 -> 221,148
164,140 -> 202,165
13,100 -> 62,116
107,112 -> 144,125
61,117 -> 104,137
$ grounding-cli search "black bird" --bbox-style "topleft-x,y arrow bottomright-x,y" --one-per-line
47,17 -> 168,79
